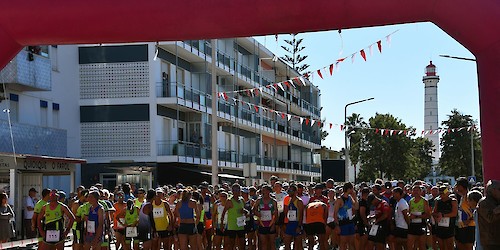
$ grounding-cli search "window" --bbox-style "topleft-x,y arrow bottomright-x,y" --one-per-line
9,94 -> 18,122
40,100 -> 48,126
52,103 -> 60,128
430,111 -> 433,115
176,68 -> 185,85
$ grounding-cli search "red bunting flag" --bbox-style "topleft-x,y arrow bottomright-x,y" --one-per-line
329,123 -> 333,129
404,130 -> 408,135
329,64 -> 334,75
305,118 -> 310,125
317,121 -> 321,127
284,81 -> 290,88
317,69 -> 323,79
337,57 -> 346,62
340,125 -> 344,131
223,93 -> 228,100
281,113 -> 285,119
375,128 -> 379,134
377,40 -> 382,53
254,106 -> 259,112
293,77 -> 301,87
360,49 -> 367,61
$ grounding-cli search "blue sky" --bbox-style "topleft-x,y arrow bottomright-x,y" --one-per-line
254,22 -> 479,151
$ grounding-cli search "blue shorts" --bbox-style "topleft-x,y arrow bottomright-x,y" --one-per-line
285,222 -> 302,237
340,223 -> 356,236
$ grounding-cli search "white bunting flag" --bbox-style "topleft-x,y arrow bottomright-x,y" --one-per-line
299,77 -> 306,86
369,44 -> 374,56
311,120 -> 316,127
287,114 -> 292,121
351,53 -> 356,63
299,117 -> 304,124
278,82 -> 285,92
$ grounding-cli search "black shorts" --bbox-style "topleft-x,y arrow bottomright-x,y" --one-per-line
392,227 -> 408,239
435,226 -> 455,239
137,230 -> 152,242
356,224 -> 367,235
276,212 -> 285,225
245,220 -> 256,233
304,222 -> 326,236
408,223 -> 426,236
178,223 -> 197,235
455,226 -> 475,244
258,226 -> 276,235
157,230 -> 174,238
225,230 -> 245,239
197,222 -> 205,235
215,228 -> 225,236
327,222 -> 336,230
368,224 -> 388,244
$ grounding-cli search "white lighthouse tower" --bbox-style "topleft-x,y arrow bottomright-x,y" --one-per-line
423,61 -> 440,162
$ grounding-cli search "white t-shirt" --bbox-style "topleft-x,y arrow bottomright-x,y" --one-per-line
24,196 -> 37,219
395,199 -> 409,229
274,191 -> 287,213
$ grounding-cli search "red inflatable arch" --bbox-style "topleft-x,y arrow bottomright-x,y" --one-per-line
0,1 -> 499,181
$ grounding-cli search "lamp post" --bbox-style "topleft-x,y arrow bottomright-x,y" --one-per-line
344,97 -> 374,183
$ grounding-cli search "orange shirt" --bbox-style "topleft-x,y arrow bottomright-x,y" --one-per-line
305,201 -> 326,224
113,202 -> 126,229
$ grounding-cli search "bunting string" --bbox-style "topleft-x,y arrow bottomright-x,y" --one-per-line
218,30 -> 399,97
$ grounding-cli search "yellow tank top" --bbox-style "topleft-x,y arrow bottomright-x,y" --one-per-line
152,201 -> 169,231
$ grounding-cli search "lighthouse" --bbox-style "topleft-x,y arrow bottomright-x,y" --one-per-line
423,61 -> 440,162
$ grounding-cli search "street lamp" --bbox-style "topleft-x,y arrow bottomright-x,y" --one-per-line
344,97 -> 374,183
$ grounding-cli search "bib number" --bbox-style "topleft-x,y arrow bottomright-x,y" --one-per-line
126,227 -> 138,237
153,207 -> 164,218
327,216 -> 335,224
87,221 -> 96,233
438,217 -> 450,227
46,230 -> 60,242
369,225 -> 379,236
203,203 -> 210,212
237,216 -> 246,227
287,210 -> 297,222
261,210 -> 272,222
277,201 -> 284,212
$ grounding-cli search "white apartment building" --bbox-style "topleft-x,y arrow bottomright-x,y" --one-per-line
70,38 -> 321,189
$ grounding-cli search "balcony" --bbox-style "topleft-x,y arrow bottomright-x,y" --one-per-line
0,50 -> 52,91
0,119 -> 66,157
156,82 -> 212,113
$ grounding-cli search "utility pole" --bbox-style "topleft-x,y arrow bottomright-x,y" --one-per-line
211,39 -> 218,186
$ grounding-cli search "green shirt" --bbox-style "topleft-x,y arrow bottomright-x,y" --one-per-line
34,200 -> 48,214
227,197 -> 245,231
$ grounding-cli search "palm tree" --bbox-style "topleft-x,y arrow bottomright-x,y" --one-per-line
345,113 -> 367,170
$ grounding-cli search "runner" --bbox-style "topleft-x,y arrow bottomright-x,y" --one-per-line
166,190 -> 179,250
38,190 -> 75,250
432,185 -> 458,250
175,189 -> 201,250
355,187 -> 370,250
325,189 -> 337,250
455,177 -> 475,250
112,191 -> 127,250
83,191 -> 104,250
124,199 -> 139,250
366,194 -> 391,250
392,187 -> 410,250
134,188 -> 146,208
407,185 -> 431,250
212,191 -> 228,250
283,184 -> 304,250
71,189 -> 88,250
200,182 -> 215,250
152,187 -> 174,250
333,182 -> 358,250
304,199 -> 328,250
221,183 -> 247,250
272,181 -> 287,248
192,191 -> 205,250
137,189 -> 156,250
33,188 -> 51,250
427,186 -> 440,250
242,187 -> 257,250
253,184 -> 278,250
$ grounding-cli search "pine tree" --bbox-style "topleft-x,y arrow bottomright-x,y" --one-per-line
281,34 -> 310,74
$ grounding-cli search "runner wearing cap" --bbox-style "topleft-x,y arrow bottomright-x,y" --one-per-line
152,188 -> 174,250
253,184 -> 278,250
432,185 -> 458,250
366,194 -> 391,250
221,183 -> 247,250
38,190 -> 75,250
34,188 -> 51,250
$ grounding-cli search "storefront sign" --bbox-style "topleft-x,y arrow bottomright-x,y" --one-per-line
0,155 -> 75,172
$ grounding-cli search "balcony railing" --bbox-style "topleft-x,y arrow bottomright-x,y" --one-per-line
156,82 -> 212,107
0,50 -> 52,91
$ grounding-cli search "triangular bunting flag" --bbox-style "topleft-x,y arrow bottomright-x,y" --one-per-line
329,64 -> 334,75
391,130 -> 397,135
299,117 -> 304,124
281,113 -> 285,119
293,77 -> 301,87
254,106 -> 259,112
340,125 -> 344,131
337,57 -> 346,62
360,49 -> 367,61
305,118 -> 310,125
223,93 -> 228,100
369,44 -> 373,56
377,40 -> 382,53
311,119 -> 316,126
386,35 -> 392,47
381,129 -> 385,135
277,83 -> 285,92
317,69 -> 323,79
329,123 -> 333,129
351,53 -> 356,63
299,77 -> 306,86
398,130 -> 404,135
375,128 -> 380,134
317,121 -> 321,127
287,114 -> 292,121
385,130 -> 390,135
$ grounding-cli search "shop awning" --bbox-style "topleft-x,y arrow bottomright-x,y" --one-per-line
0,152 -> 86,172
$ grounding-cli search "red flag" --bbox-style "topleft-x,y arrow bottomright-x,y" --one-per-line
329,64 -> 334,75
377,40 -> 382,53
254,106 -> 259,112
337,57 -> 346,62
305,118 -> 310,125
317,121 -> 321,127
404,130 -> 408,135
375,128 -> 379,134
281,113 -> 285,119
360,49 -> 367,61
284,81 -> 290,88
317,69 -> 323,79
329,123 -> 333,129
293,77 -> 301,86
223,93 -> 228,100
340,125 -> 344,131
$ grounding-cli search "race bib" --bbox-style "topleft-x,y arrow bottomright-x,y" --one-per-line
369,211 -> 376,217
457,210 -> 463,222
46,230 -> 60,242
87,221 -> 96,233
347,208 -> 353,220
411,212 -> 422,223
153,207 -> 164,218
261,210 -> 272,222
287,210 -> 297,221
237,216 -> 246,227
327,216 -> 335,224
126,227 -> 138,237
203,203 -> 210,212
369,225 -> 379,236
438,217 -> 450,227
277,201 -> 284,212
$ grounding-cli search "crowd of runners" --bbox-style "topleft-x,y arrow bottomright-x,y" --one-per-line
28,175 -> 500,250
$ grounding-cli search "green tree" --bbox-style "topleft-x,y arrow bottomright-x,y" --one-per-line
280,34 -> 310,74
408,137 -> 434,179
345,113 -> 367,171
440,109 -> 482,180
